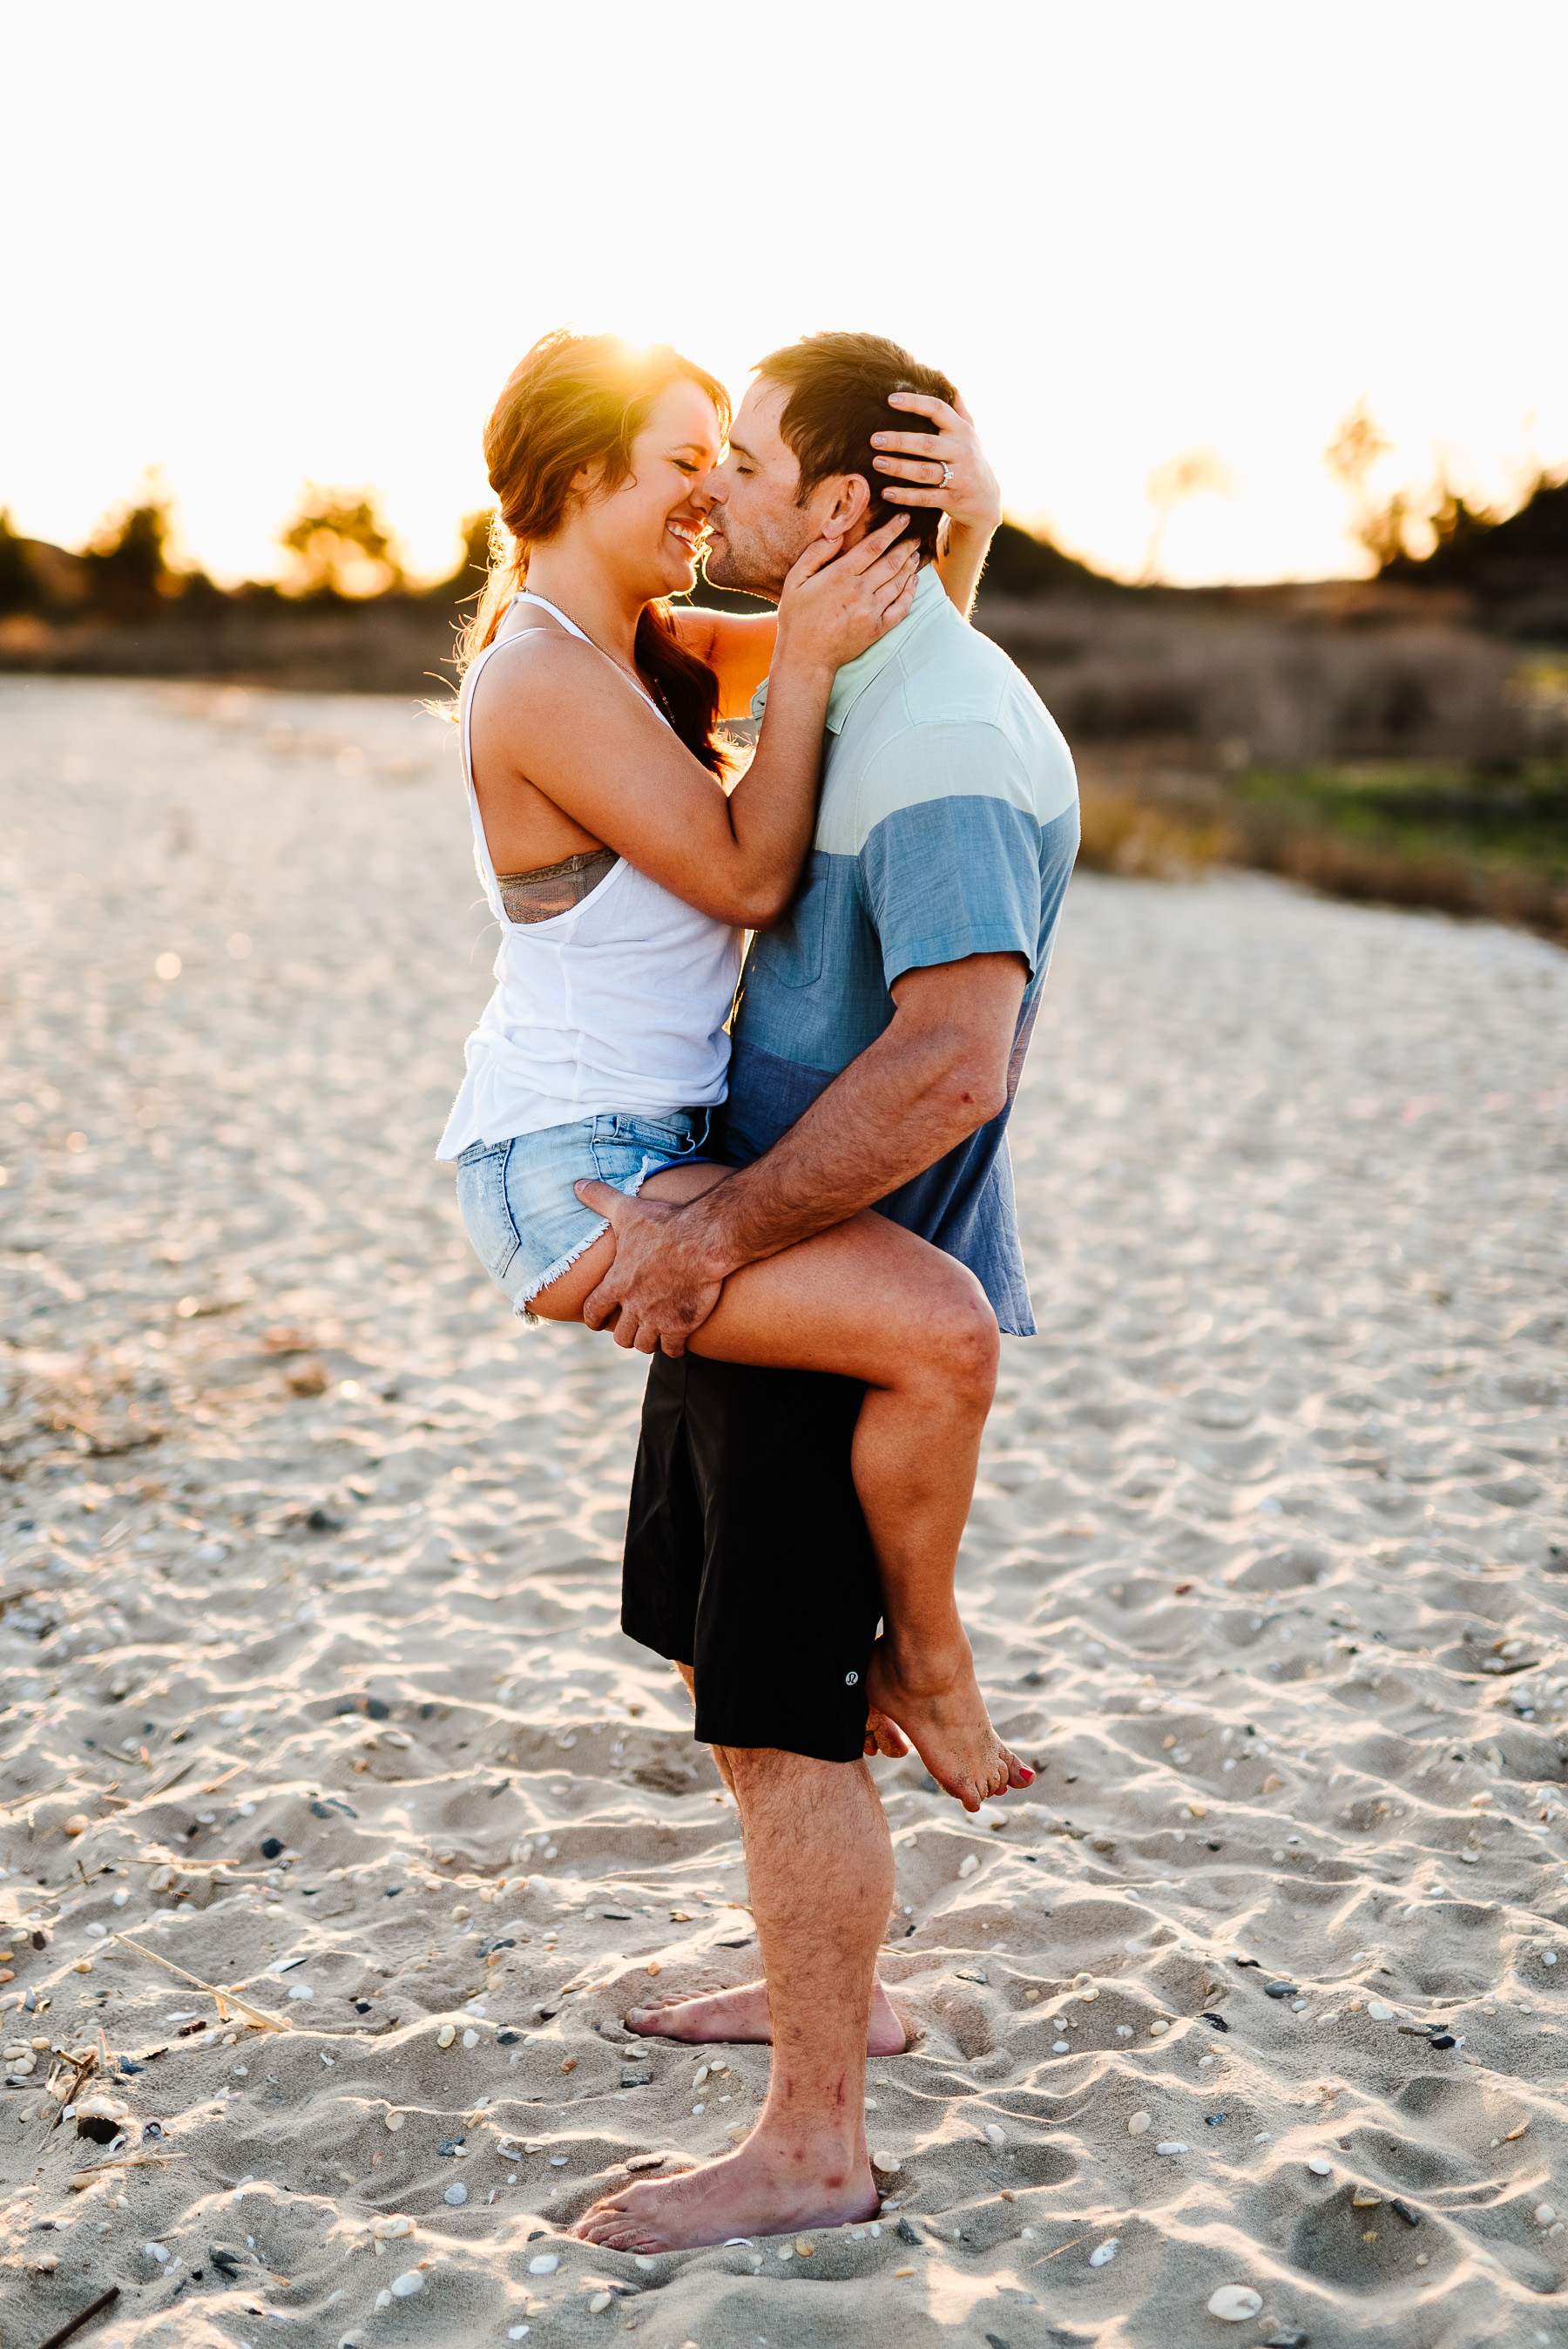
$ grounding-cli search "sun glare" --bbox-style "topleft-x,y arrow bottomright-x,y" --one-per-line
5,0 -> 1565,587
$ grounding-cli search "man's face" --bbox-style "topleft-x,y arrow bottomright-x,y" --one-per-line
701,379 -> 821,602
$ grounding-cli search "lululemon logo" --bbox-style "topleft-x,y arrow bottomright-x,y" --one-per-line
845,1671 -> 860,1686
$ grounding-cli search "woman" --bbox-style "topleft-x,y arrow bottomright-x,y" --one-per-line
440,329 -> 1028,1811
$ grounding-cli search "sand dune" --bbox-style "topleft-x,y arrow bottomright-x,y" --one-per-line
1,676 -> 1566,2347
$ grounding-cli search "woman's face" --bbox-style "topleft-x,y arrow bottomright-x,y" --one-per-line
584,377 -> 723,599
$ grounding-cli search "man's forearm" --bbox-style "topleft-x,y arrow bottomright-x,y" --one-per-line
686,1029 -> 995,1279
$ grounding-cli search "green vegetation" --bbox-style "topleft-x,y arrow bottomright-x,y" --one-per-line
1078,746 -> 1568,944
1237,757 -> 1568,878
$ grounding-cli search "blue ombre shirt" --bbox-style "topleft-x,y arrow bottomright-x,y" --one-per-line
715,566 -> 1080,1337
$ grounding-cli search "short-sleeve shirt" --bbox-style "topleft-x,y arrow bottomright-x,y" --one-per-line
717,565 -> 1079,1336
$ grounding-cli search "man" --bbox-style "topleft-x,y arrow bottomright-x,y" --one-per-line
572,333 -> 1079,2254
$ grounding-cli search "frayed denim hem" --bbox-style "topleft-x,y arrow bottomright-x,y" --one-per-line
516,1214 -> 612,1324
516,1152 -> 672,1325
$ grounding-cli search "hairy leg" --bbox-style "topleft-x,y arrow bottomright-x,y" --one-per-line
533,1170 -> 1030,1811
623,1664 -> 908,2056
574,1748 -> 891,2251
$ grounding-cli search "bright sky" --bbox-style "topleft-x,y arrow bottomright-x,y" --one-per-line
9,0 -> 1565,587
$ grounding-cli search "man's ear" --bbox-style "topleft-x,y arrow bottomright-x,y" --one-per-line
815,473 -> 872,541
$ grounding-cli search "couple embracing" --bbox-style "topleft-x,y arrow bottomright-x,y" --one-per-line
437,327 -> 1079,2251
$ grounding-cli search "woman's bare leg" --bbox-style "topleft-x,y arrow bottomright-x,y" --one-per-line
531,1168 -> 1031,1810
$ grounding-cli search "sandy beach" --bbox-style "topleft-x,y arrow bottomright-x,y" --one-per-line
3,674 -> 1568,2349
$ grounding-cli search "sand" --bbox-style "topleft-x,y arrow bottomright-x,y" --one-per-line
1,673 -> 1566,2349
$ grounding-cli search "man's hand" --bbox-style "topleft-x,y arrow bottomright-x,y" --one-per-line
574,1181 -> 725,1357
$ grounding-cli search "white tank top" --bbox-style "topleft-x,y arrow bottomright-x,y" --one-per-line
436,592 -> 742,1160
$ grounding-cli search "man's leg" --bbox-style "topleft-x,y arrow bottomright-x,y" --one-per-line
574,1747 -> 890,2251
626,1662 -> 908,2055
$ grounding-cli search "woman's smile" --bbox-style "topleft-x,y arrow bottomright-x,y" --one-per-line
666,511 -> 709,557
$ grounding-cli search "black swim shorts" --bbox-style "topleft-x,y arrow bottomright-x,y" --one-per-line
621,1352 -> 882,1764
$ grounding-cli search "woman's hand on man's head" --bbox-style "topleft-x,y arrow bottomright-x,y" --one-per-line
871,389 -> 1002,543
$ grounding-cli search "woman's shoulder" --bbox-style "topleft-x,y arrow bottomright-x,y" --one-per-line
468,623 -> 604,725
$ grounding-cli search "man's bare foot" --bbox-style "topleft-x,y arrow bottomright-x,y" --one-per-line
866,1633 -> 1032,1813
573,2126 -> 878,2251
625,1977 -> 909,2055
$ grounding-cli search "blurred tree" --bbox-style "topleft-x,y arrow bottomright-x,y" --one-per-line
0,509 -> 38,616
978,518 -> 1115,599
81,488 -> 183,616
1326,400 -> 1407,568
279,485 -> 404,599
1377,469 -> 1568,638
1141,449 -> 1232,584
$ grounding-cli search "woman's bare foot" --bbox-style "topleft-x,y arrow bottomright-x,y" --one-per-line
573,2125 -> 879,2252
865,1632 -> 1032,1813
625,1977 -> 909,2055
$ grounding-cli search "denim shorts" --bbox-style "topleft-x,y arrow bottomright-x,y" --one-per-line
455,1108 -> 712,1318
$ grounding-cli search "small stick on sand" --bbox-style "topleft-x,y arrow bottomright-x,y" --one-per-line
0,1779 -> 66,1820
1028,2232 -> 1094,2266
71,2150 -> 190,2187
200,1761 -> 249,1794
49,2045 -> 97,2132
33,2281 -> 120,2349
111,1934 -> 287,2032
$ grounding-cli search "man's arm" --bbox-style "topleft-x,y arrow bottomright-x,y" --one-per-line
576,952 -> 1028,1354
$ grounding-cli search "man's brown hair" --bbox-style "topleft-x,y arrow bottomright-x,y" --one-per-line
753,330 -> 957,564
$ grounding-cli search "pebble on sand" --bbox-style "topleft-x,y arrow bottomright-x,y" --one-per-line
1308,2159 -> 1332,2176
384,2112 -> 404,2130
1088,2238 -> 1120,2266
371,2215 -> 414,2238
445,2183 -> 468,2205
390,2271 -> 423,2298
872,2151 -> 901,2174
1207,2285 -> 1263,2321
1128,2113 -> 1152,2135
529,2254 -> 560,2274
436,2024 -> 456,2048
